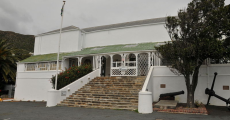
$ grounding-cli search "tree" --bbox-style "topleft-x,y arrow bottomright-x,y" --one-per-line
155,0 -> 229,108
0,39 -> 18,82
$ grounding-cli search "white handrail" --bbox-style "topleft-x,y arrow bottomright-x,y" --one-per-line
141,66 -> 154,92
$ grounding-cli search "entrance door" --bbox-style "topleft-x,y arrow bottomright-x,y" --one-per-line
101,56 -> 106,76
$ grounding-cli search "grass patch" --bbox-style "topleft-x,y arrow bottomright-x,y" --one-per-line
133,109 -> 139,113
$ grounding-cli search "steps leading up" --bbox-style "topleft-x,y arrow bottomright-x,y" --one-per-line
58,76 -> 145,110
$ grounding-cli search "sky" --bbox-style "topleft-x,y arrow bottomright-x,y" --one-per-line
0,0 -> 230,35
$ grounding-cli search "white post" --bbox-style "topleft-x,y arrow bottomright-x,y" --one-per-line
95,56 -> 99,69
78,57 -> 82,66
148,52 -> 151,70
120,54 -> 124,67
93,56 -> 95,70
135,53 -> 138,76
110,55 -> 113,76
99,56 -> 101,76
55,1 -> 66,90
152,52 -> 155,66
124,53 -> 127,67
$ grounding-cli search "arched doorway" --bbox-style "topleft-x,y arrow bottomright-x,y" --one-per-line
84,59 -> 91,65
126,53 -> 136,67
69,58 -> 78,68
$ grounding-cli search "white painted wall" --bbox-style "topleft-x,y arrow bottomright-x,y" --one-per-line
33,23 -> 170,56
34,30 -> 80,55
47,69 -> 100,106
151,65 -> 230,106
84,23 -> 170,48
14,63 -> 59,101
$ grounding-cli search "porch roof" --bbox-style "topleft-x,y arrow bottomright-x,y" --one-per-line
20,42 -> 159,63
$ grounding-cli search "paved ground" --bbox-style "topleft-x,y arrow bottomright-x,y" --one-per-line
0,102 -> 229,120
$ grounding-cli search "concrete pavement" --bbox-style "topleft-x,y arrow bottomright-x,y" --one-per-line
0,102 -> 229,120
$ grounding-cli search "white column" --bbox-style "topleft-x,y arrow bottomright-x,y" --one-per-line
123,53 -> 128,67
152,52 -> 155,66
93,56 -> 95,70
99,56 -> 102,76
110,54 -> 113,76
61,58 -> 66,70
120,54 -> 124,66
77,57 -> 82,66
148,52 -> 151,70
95,56 -> 98,69
134,53 -> 139,76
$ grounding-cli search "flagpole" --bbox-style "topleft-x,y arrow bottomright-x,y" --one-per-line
55,1 -> 66,90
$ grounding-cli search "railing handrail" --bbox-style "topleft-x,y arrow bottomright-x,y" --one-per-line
141,66 -> 154,92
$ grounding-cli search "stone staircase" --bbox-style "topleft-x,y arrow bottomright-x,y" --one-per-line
58,76 -> 146,110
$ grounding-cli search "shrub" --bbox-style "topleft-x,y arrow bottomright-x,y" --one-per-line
194,100 -> 203,108
51,64 -> 92,90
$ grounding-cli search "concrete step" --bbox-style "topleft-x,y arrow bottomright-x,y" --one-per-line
58,76 -> 145,110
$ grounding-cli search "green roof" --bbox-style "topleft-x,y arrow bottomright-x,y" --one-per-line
20,42 -> 158,63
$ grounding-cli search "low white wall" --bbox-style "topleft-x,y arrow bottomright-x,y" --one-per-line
151,65 -> 230,106
14,71 -> 56,101
14,62 -> 58,101
14,78 -> 53,101
47,69 -> 100,107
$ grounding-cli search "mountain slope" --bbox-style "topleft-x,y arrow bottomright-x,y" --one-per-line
0,30 -> 34,53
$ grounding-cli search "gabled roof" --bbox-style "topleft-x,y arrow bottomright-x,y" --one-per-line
20,42 -> 160,63
36,25 -> 79,36
82,17 -> 166,32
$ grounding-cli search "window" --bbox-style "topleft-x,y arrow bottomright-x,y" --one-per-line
210,58 -> 230,64
38,63 -> 49,71
26,63 -> 36,71
25,61 -> 62,71
50,61 -> 62,70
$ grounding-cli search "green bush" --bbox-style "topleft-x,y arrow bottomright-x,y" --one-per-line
51,64 -> 92,90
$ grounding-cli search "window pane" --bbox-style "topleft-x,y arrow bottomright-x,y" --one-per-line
26,63 -> 36,71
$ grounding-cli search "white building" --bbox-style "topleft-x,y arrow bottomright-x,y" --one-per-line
14,17 -> 230,110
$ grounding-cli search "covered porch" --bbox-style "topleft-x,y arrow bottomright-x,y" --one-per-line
63,51 -> 164,77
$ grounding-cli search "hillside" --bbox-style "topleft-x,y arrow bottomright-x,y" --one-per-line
0,30 -> 35,53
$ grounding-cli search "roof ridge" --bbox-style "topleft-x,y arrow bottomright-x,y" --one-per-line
83,17 -> 166,30
82,17 -> 167,32
36,25 -> 79,36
